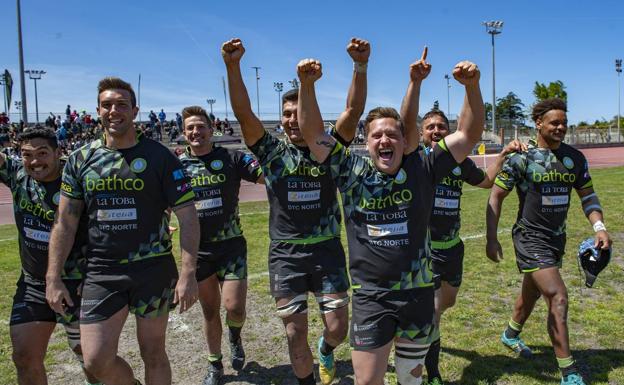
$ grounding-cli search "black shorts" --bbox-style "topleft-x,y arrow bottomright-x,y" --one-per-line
269,237 -> 349,298
512,225 -> 565,273
350,288 -> 438,351
80,256 -> 178,324
197,237 -> 247,282
10,273 -> 82,326
431,240 -> 464,288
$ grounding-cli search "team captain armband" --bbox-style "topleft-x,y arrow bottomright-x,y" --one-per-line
581,193 -> 602,216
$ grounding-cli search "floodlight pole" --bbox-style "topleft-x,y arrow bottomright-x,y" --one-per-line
273,82 -> 283,119
252,66 -> 261,118
17,0 -> 28,124
616,59 -> 622,133
444,74 -> 451,118
206,98 -> 216,115
482,20 -> 503,142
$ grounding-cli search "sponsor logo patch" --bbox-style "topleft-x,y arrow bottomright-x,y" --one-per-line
366,222 -> 408,237
52,192 -> 61,205
24,227 -> 50,242
394,169 -> 407,184
562,156 -> 574,170
210,160 -> 223,171
195,198 -> 223,210
434,197 -> 459,209
130,158 -> 147,173
172,169 -> 185,181
96,208 -> 137,221
452,166 -> 462,176
542,195 -> 569,206
288,190 -> 320,202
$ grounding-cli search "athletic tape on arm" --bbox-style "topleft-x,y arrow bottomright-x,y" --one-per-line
581,193 -> 602,216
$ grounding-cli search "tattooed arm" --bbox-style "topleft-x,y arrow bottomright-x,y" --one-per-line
46,196 -> 84,315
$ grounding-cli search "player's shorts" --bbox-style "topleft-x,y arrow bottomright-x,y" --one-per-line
10,273 -> 82,326
512,225 -> 566,273
430,240 -> 465,289
269,237 -> 349,298
197,236 -> 247,282
80,256 -> 178,324
350,287 -> 437,351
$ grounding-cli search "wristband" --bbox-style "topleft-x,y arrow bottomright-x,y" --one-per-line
593,220 -> 607,232
354,62 -> 368,74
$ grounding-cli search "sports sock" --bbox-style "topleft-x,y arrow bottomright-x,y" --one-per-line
297,372 -> 316,385
320,337 -> 336,356
226,317 -> 244,342
557,356 -> 578,377
425,338 -> 441,379
504,319 -> 523,339
208,353 -> 224,370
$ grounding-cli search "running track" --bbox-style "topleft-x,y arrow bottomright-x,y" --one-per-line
1,146 -> 622,225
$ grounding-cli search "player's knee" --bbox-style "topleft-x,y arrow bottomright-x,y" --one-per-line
316,295 -> 349,314
276,294 -> 308,319
83,354 -> 114,378
224,298 -> 246,318
139,343 -> 168,367
550,292 -> 569,320
12,346 -> 42,370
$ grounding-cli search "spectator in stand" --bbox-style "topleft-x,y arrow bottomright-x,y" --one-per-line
65,105 -> 71,120
176,113 -> 183,131
158,109 -> 167,125
149,110 -> 158,126
70,109 -> 78,123
215,117 -> 222,132
209,112 -> 216,123
55,115 -> 61,129
0,112 -> 10,125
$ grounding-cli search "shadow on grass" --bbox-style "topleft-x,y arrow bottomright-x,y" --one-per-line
443,345 -> 624,385
221,360 -> 355,385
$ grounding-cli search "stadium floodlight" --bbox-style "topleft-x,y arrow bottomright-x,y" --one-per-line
24,70 -> 46,124
482,20 -> 504,142
252,66 -> 261,118
444,74 -> 451,117
273,82 -> 283,119
617,59 -> 622,131
206,98 -> 216,115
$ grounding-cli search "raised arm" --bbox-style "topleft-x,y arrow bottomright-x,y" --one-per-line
222,38 -> 265,147
297,59 -> 335,163
485,185 -> 511,263
444,61 -> 485,163
576,187 -> 612,250
172,203 -> 200,313
46,196 -> 84,315
334,38 -> 370,143
401,46 -> 431,154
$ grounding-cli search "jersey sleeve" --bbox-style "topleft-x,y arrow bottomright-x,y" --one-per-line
0,156 -> 21,189
161,149 -> 195,209
61,151 -> 84,199
462,158 -> 486,186
248,131 -> 284,166
494,152 -> 525,191
573,152 -> 593,190
330,126 -> 353,147
421,138 -> 458,185
233,150 -> 262,183
325,140 -> 371,192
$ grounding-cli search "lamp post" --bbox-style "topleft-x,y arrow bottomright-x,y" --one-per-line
206,99 -> 216,116
444,74 -> 451,118
616,59 -> 622,133
24,70 -> 45,124
0,73 -> 7,114
252,66 -> 261,118
288,78 -> 299,89
273,82 -> 283,119
482,20 -> 503,142
16,0 -> 28,124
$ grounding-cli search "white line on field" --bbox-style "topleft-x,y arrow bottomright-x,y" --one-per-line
0,237 -> 16,242
240,211 -> 269,216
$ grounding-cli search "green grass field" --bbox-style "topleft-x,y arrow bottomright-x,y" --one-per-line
0,167 -> 622,384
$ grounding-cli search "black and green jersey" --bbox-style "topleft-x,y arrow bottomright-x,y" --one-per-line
427,148 -> 485,248
0,157 -> 85,280
61,132 -> 195,265
178,146 -> 261,244
249,131 -> 342,242
494,142 -> 592,236
326,139 -> 457,291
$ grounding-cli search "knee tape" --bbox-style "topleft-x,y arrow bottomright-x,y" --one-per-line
63,323 -> 83,363
315,295 -> 350,314
276,294 -> 308,318
394,342 -> 429,385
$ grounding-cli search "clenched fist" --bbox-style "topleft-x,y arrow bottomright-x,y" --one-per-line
452,60 -> 480,86
221,38 -> 245,64
297,59 -> 322,84
409,46 -> 431,82
347,37 -> 370,63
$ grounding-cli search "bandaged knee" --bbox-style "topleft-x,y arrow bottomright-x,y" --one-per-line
63,323 -> 83,363
276,294 -> 308,318
394,341 -> 429,385
315,295 -> 349,314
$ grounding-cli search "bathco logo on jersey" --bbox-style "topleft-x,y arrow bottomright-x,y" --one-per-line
85,175 -> 145,191
282,163 -> 326,177
531,169 -> 576,183
359,189 -> 413,210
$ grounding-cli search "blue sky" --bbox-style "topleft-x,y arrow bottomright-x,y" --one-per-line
2,0 -> 623,125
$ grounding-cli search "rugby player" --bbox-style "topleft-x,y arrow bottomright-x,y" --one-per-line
486,98 -> 612,385
46,77 -> 200,385
1,128 -> 99,385
222,37 -> 369,385
417,109 -> 525,384
297,56 -> 484,385
178,105 -> 264,385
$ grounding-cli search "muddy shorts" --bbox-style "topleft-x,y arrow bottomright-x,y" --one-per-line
10,273 -> 82,326
269,237 -> 349,298
350,287 -> 438,351
512,226 -> 565,273
80,256 -> 178,324
431,240 -> 465,288
197,236 -> 247,282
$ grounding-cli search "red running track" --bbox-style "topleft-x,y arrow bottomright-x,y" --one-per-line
1,146 -> 623,225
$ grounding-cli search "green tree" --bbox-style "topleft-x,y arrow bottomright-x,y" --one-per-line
533,80 -> 567,102
497,92 -> 526,126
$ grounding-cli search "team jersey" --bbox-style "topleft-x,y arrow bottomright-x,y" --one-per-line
0,157 -> 85,280
428,151 -> 485,247
326,139 -> 458,291
178,146 -> 261,244
249,131 -> 343,242
494,142 -> 592,236
61,131 -> 195,265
